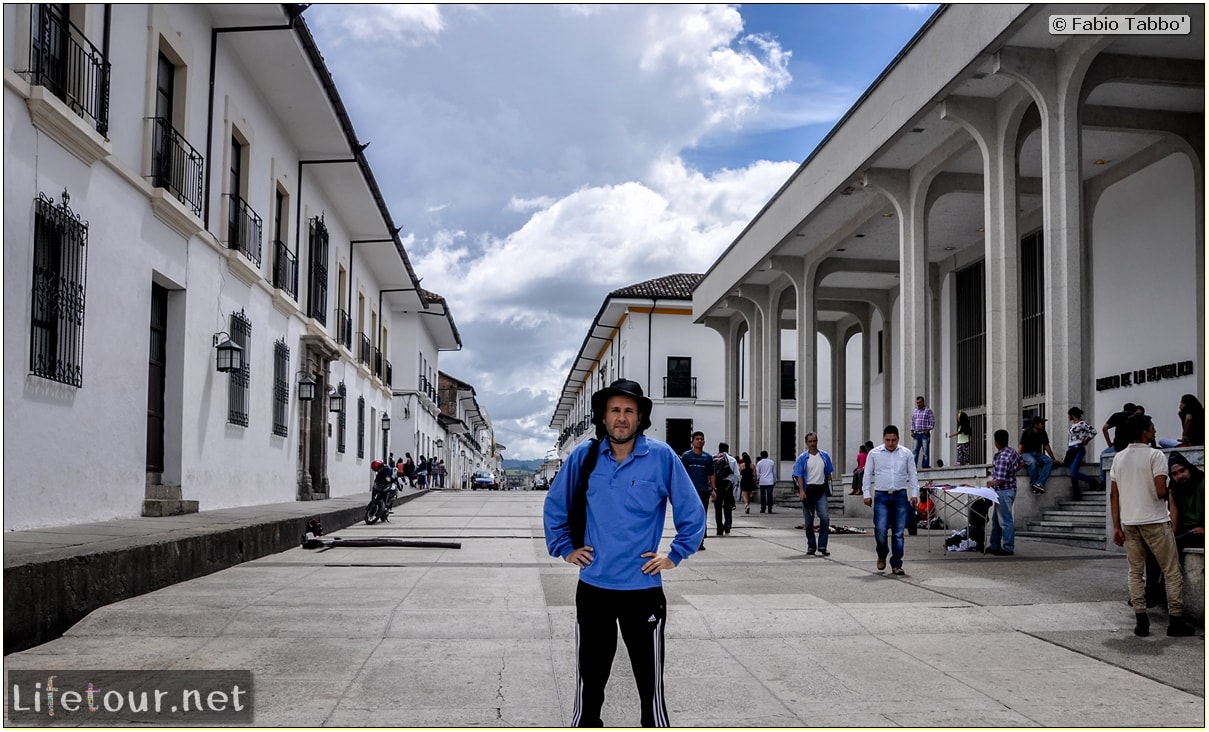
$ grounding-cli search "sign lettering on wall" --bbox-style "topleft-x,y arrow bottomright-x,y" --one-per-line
1095,360 -> 1194,391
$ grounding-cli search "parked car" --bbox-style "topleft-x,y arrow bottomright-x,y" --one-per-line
472,470 -> 498,490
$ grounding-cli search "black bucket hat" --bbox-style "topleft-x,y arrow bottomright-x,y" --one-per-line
591,379 -> 653,435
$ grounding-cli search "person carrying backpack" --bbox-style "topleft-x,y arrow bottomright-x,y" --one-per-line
713,443 -> 740,536
542,378 -> 706,726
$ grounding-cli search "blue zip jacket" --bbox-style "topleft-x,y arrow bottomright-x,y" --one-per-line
792,449 -> 834,493
544,435 -> 706,590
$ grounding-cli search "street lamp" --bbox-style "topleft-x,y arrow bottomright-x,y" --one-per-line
212,332 -> 243,373
328,385 -> 344,413
297,373 -> 316,401
381,412 -> 391,462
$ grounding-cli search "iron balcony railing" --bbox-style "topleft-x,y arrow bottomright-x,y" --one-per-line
373,347 -> 383,380
25,7 -> 110,136
419,375 -> 439,404
335,309 -> 353,349
272,240 -> 298,300
358,333 -> 371,366
663,376 -> 697,399
226,194 -> 263,267
151,117 -> 204,216
385,360 -> 392,387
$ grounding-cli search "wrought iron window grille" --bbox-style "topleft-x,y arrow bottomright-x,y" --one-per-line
227,309 -> 251,426
272,339 -> 289,437
30,190 -> 88,387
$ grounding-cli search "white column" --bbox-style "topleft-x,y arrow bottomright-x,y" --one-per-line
761,284 -> 786,459
773,255 -> 819,447
862,169 -> 930,424
995,41 -> 1105,420
941,92 -> 1028,451
730,296 -> 764,457
830,322 -> 847,471
703,315 -> 742,449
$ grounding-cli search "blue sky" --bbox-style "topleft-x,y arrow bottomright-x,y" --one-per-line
304,4 -> 938,459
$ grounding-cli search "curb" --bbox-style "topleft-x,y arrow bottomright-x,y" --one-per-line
3,491 -> 428,654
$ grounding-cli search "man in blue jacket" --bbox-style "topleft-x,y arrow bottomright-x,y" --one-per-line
792,432 -> 834,556
544,379 -> 706,727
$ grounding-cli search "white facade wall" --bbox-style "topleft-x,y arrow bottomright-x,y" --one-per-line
1091,152 -> 1200,442
389,316 -> 445,463
4,4 -> 425,529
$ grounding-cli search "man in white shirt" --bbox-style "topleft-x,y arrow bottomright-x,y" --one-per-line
793,433 -> 834,556
755,450 -> 777,514
1110,413 -> 1193,637
862,425 -> 919,575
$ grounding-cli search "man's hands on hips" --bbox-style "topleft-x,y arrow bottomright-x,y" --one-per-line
565,546 -> 594,568
863,497 -> 872,507
641,552 -> 675,575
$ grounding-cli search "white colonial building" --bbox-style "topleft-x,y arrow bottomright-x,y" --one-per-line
549,273 -> 864,478
692,5 -> 1203,503
2,4 -> 484,529
438,371 -> 503,490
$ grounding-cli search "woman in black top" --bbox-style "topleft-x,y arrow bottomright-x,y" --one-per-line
739,452 -> 757,514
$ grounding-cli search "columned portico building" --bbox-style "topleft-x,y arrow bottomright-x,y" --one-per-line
694,5 -> 1204,479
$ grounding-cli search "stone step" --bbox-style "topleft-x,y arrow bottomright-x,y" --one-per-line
1016,530 -> 1106,549
1041,510 -> 1105,520
144,483 -> 183,500
142,499 -> 200,517
1027,521 -> 1104,534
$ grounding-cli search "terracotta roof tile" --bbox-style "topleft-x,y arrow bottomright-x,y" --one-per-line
608,273 -> 703,300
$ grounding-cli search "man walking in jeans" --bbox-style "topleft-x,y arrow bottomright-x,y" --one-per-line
863,425 -> 919,575
985,429 -> 1022,556
911,396 -> 935,468
792,433 -> 834,556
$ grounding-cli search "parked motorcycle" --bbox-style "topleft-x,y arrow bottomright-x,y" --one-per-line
365,464 -> 398,524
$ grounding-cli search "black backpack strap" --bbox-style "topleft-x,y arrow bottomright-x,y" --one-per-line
569,439 -> 601,549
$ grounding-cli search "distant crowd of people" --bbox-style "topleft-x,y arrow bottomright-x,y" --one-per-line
383,451 -> 447,489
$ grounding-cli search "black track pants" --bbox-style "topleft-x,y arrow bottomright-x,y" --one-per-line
573,581 -> 669,727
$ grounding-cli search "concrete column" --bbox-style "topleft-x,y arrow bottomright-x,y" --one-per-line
941,91 -> 1030,452
858,305 -> 872,447
995,41 -> 1106,420
762,284 -> 788,459
729,295 -> 764,456
829,322 -> 846,471
882,314 -> 893,431
773,255 -> 819,449
862,169 -> 930,420
703,314 -> 742,448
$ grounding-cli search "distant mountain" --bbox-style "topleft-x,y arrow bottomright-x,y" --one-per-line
503,459 -> 544,472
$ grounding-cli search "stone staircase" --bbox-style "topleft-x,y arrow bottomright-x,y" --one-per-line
142,472 -> 199,517
1017,484 -> 1107,549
